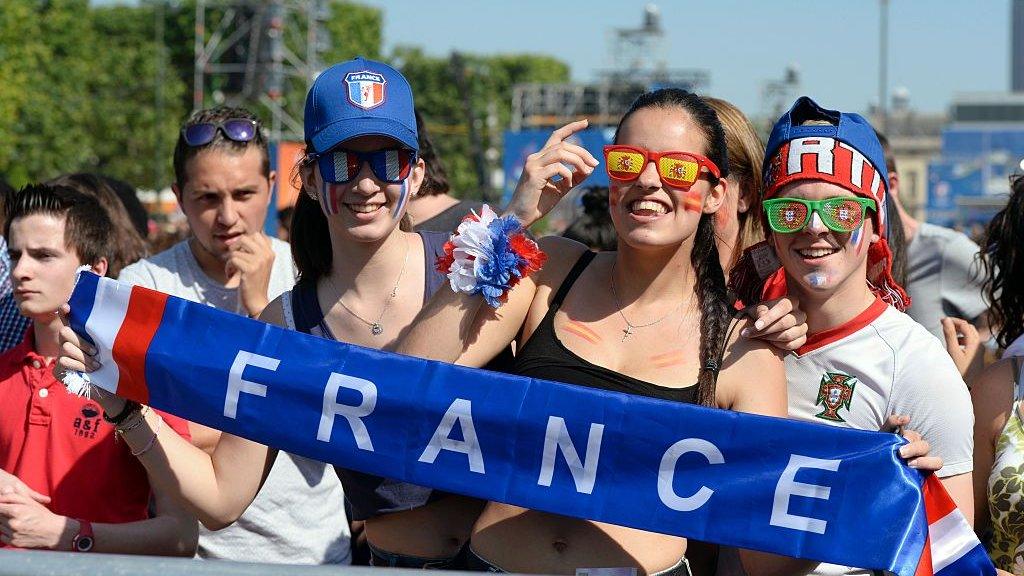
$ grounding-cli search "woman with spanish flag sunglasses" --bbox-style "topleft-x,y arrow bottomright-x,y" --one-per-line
396,88 -> 792,575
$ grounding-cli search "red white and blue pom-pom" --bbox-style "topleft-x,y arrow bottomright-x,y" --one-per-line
435,205 -> 546,308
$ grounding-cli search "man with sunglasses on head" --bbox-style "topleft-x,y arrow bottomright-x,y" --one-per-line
725,98 -> 973,575
116,106 -> 350,565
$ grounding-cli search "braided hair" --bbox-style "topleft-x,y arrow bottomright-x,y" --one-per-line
980,176 -> 1024,349
614,89 -> 732,407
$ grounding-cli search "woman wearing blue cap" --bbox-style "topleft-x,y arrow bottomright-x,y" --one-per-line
56,57 -> 492,568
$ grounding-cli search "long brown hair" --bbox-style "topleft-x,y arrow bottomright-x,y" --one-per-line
703,97 -> 765,270
615,89 -> 731,407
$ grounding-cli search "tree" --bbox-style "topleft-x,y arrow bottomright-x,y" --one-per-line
393,46 -> 569,200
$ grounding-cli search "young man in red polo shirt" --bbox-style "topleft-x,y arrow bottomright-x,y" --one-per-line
0,183 -> 197,555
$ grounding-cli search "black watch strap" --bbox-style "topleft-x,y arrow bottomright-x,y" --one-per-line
102,400 -> 141,425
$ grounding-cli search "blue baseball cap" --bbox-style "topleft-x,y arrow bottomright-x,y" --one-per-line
304,57 -> 418,154
763,96 -> 888,195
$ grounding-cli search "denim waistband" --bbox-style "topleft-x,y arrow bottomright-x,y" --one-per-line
366,540 -> 464,569
462,546 -> 690,576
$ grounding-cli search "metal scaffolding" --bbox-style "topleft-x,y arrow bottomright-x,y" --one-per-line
193,0 -> 329,142
510,4 -> 709,130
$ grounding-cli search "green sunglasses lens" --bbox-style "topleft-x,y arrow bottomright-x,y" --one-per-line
766,200 -> 809,233
818,198 -> 867,232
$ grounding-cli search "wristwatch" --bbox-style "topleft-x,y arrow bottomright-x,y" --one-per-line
72,519 -> 94,552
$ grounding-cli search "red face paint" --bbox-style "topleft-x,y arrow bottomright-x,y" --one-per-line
682,190 -> 702,212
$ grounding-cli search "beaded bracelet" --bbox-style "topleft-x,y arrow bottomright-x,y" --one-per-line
114,405 -> 151,441
131,414 -> 163,458
435,205 -> 546,308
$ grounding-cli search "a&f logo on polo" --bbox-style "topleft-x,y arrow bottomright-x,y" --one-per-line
345,70 -> 386,109
765,136 -> 884,204
815,371 -> 858,422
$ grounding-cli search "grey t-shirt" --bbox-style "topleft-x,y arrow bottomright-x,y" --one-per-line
118,238 -> 351,564
905,222 -> 988,339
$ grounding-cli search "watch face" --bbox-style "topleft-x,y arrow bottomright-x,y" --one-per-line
74,535 -> 94,552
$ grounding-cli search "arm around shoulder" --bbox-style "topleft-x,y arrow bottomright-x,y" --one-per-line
716,317 -> 788,418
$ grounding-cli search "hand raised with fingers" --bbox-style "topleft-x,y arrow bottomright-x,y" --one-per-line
225,232 -> 274,318
504,119 -> 599,228
742,297 -> 808,352
940,317 -> 981,379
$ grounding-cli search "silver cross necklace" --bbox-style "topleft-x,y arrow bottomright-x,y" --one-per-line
609,260 -> 685,342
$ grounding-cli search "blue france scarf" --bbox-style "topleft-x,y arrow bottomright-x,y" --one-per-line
66,273 -> 992,575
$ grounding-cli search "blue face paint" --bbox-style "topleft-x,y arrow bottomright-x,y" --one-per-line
320,180 -> 335,216
392,178 -> 410,222
805,271 -> 829,289
850,224 -> 864,254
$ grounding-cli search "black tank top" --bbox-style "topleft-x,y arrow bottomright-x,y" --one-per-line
289,230 -> 509,520
514,251 -> 701,404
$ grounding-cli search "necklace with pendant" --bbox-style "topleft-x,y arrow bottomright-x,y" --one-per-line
330,236 -> 410,336
609,260 -> 685,342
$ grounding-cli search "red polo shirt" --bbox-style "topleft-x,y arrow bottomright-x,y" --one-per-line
0,329 -> 190,534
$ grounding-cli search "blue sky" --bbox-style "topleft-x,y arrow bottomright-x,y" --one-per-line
95,0 -> 1011,116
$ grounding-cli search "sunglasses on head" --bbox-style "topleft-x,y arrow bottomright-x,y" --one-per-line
182,118 -> 259,147
603,145 -> 721,191
763,196 -> 877,234
311,148 -> 418,184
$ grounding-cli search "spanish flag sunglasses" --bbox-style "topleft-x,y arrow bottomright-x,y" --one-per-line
763,197 -> 877,234
603,145 -> 721,190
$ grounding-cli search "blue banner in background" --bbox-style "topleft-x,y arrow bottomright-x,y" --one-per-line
503,128 -> 614,204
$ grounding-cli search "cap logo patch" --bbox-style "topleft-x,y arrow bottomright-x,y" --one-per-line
765,137 -> 883,207
345,70 -> 386,110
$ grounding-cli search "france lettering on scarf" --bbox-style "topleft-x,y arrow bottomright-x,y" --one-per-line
66,273 -> 994,576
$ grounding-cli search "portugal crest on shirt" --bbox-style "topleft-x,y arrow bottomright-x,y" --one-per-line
815,371 -> 857,422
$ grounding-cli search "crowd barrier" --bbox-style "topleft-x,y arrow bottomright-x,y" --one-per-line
0,550 -> 432,576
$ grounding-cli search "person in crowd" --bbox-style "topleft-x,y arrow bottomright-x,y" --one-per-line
110,106 -> 352,564
876,132 -> 991,344
0,179 -> 31,353
972,174 -> 1024,573
97,175 -> 150,240
47,173 -> 148,278
408,109 -> 484,232
276,204 -> 294,241
0,183 -> 196,555
395,89 -> 937,575
58,58 -> 497,569
702,97 -> 764,273
701,96 -> 808,352
560,186 -> 617,251
725,97 -> 973,575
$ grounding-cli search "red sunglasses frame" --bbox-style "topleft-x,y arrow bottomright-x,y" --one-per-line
603,145 -> 722,190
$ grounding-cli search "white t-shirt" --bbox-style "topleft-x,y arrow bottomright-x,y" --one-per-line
118,238 -> 351,564
790,300 -> 972,576
719,299 -> 973,576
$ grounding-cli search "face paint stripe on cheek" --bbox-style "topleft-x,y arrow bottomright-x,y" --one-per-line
850,224 -> 864,254
392,179 -> 410,222
682,190 -> 702,212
